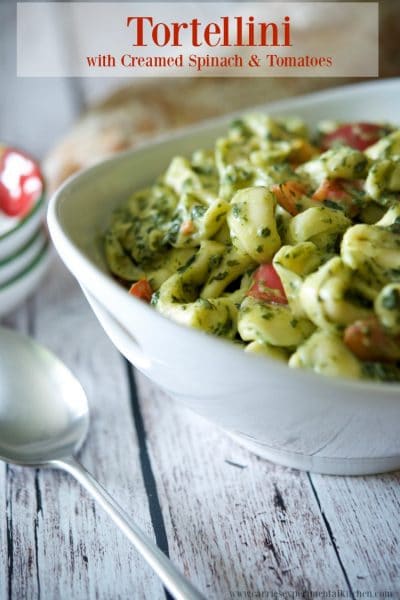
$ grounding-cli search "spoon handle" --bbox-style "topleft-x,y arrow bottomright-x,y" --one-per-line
52,457 -> 205,600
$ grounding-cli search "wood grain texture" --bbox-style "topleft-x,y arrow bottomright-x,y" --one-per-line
2,261 -> 164,600
136,373 -> 351,598
1,303 -> 41,600
1,239 -> 400,599
2,2 -> 400,597
310,472 -> 400,595
0,463 -> 7,600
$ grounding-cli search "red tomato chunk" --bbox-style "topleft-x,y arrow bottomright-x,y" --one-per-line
247,264 -> 287,305
129,279 -> 153,303
312,179 -> 363,218
270,181 -> 308,216
344,317 -> 400,363
321,123 -> 384,152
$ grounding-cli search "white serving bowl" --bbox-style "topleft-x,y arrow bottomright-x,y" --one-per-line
48,79 -> 400,476
0,239 -> 52,318
0,194 -> 46,258
0,227 -> 48,286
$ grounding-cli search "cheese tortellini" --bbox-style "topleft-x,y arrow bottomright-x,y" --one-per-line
105,115 -> 400,383
227,187 -> 281,261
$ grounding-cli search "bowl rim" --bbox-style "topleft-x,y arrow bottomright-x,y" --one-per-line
48,77 -> 400,396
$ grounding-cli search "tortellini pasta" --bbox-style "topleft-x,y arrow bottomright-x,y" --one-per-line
300,256 -> 373,328
286,206 -> 351,251
105,115 -> 400,383
375,284 -> 400,334
238,296 -> 314,347
298,146 -> 369,185
227,187 -> 281,261
273,242 -> 325,318
288,330 -> 362,379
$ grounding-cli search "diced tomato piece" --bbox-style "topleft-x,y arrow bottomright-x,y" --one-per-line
0,146 -> 43,217
247,263 -> 287,304
180,220 -> 195,235
271,181 -> 308,216
321,123 -> 384,152
312,179 -> 362,218
289,140 -> 319,165
129,279 -> 153,303
344,317 -> 400,362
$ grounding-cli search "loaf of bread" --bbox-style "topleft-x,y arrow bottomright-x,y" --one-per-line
44,77 -> 357,194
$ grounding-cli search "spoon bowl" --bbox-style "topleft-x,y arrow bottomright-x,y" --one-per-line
0,326 -> 204,600
0,326 -> 89,465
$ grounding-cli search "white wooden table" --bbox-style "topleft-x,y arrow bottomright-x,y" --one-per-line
1,3 -> 400,598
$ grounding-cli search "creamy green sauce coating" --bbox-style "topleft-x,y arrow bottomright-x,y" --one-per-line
105,115 -> 400,382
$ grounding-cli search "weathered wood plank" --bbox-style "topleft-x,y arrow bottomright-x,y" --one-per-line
136,372 -> 350,598
2,2 -> 400,596
310,472 -> 400,595
1,263 -> 167,599
1,301 -> 39,600
0,461 -> 7,600
3,464 -> 40,600
4,264 -> 400,599
1,3 -> 165,597
16,259 -> 164,599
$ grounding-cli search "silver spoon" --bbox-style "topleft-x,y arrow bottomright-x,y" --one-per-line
0,326 -> 204,600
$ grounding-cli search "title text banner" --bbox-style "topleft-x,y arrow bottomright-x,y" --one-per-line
17,2 -> 379,77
